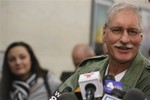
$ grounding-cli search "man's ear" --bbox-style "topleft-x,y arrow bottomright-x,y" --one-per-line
139,34 -> 143,46
140,33 -> 143,40
103,26 -> 107,42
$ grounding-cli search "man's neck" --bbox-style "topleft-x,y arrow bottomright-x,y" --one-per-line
108,58 -> 132,76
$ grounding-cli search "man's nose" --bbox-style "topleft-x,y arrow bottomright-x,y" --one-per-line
120,29 -> 130,43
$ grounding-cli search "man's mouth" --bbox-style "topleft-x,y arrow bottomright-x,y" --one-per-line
116,46 -> 132,50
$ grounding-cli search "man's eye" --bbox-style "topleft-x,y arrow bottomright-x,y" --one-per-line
111,28 -> 122,34
128,29 -> 139,35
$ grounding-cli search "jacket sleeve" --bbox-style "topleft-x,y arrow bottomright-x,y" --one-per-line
136,68 -> 150,96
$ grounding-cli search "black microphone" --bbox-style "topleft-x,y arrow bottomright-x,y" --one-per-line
123,88 -> 145,100
111,88 -> 125,99
85,83 -> 96,100
74,87 -> 83,100
58,92 -> 78,100
62,86 -> 72,93
102,88 -> 125,100
103,75 -> 115,83
49,86 -> 72,100
145,97 -> 150,100
103,74 -> 123,94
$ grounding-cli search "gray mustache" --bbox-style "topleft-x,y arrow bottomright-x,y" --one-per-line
113,43 -> 134,49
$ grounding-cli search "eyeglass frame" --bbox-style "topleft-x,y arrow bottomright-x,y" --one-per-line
106,26 -> 143,37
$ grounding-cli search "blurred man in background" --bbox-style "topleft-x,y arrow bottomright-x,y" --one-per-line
60,43 -> 95,82
72,43 -> 96,68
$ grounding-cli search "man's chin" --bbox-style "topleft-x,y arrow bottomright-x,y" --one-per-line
117,57 -> 133,64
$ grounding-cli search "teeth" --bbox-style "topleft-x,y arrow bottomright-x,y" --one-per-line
117,47 -> 130,50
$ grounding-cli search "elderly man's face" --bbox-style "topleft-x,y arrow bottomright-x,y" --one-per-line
103,10 -> 143,63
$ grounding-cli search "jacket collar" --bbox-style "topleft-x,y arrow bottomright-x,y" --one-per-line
121,51 -> 150,91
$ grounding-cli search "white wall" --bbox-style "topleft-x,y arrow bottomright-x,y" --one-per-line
0,0 -> 91,77
0,1 -> 2,48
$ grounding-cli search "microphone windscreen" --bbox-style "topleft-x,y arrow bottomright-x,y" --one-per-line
103,75 -> 115,85
145,96 -> 150,100
75,92 -> 83,100
111,88 -> 125,99
104,75 -> 115,81
75,87 -> 83,100
85,83 -> 96,91
123,88 -> 145,100
58,92 -> 78,100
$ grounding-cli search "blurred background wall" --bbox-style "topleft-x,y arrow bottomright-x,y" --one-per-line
0,0 -> 149,78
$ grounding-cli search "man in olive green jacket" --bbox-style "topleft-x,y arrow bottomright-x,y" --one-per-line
58,52 -> 150,96
58,2 -> 150,99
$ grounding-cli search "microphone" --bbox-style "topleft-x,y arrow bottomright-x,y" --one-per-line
123,88 -> 145,100
75,87 -> 83,100
58,92 -> 78,100
49,91 -> 61,100
102,94 -> 121,100
49,86 -> 72,100
78,71 -> 103,100
103,75 -> 115,83
102,88 -> 125,100
145,97 -> 150,100
103,74 -> 115,94
62,86 -> 72,93
111,88 -> 125,99
103,75 -> 123,94
85,83 -> 96,100
102,75 -> 125,100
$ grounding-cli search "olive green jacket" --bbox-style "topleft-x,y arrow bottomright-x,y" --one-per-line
58,51 -> 150,97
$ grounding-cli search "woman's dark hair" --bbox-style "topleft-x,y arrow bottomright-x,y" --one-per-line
0,41 -> 48,100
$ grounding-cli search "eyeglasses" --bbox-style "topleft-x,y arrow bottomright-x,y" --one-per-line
108,26 -> 142,36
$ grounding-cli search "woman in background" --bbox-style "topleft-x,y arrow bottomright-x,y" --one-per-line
0,41 -> 61,100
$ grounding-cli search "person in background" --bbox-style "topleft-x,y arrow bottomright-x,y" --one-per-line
0,41 -> 61,100
60,43 -> 96,82
58,1 -> 150,98
72,43 -> 96,68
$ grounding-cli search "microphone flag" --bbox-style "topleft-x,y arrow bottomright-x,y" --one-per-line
78,71 -> 103,100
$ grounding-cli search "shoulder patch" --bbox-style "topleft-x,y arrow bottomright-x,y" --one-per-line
78,55 -> 107,67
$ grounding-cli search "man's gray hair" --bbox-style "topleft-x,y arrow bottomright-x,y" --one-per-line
105,2 -> 143,28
